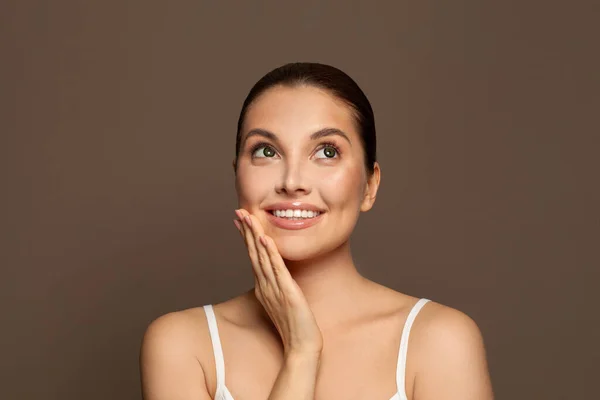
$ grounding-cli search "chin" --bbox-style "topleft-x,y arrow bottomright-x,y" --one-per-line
274,236 -> 326,262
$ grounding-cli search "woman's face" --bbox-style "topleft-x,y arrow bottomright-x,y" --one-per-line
235,85 -> 380,261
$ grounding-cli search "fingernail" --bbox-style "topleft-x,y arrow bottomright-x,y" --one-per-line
233,219 -> 241,231
234,209 -> 241,219
244,215 -> 252,227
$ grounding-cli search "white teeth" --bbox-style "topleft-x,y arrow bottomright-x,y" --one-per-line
272,209 -> 321,219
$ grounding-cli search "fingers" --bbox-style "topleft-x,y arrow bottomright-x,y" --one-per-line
238,211 -> 259,264
235,209 -> 277,288
235,209 -> 263,283
247,212 -> 278,287
233,219 -> 244,238
261,235 -> 289,283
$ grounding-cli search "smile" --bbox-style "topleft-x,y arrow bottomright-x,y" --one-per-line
269,209 -> 321,219
265,210 -> 325,230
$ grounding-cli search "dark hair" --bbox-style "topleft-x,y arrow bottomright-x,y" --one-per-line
235,62 -> 377,176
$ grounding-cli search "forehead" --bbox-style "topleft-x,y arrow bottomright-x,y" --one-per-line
242,85 -> 358,140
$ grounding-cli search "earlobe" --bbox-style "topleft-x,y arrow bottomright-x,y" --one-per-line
360,190 -> 377,212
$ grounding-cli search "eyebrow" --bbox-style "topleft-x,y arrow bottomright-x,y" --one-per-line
242,127 -> 352,149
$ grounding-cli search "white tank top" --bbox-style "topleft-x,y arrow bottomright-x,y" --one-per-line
203,298 -> 430,400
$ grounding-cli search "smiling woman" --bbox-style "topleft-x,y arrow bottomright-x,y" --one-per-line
140,62 -> 494,400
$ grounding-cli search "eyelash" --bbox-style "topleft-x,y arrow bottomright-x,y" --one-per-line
249,141 -> 342,159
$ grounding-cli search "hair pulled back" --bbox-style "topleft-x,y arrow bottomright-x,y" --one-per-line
235,62 -> 377,176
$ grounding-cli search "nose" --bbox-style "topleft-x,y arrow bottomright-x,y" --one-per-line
275,163 -> 311,196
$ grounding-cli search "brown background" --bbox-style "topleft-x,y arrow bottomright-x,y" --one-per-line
2,1 -> 598,399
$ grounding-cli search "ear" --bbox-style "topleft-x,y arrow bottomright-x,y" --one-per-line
360,162 -> 381,212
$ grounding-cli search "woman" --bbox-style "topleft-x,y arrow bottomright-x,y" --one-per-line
140,62 -> 494,399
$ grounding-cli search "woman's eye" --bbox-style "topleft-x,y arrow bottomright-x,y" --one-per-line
315,145 -> 339,159
252,145 -> 277,158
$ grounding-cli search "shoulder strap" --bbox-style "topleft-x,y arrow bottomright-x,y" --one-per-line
203,305 -> 226,389
396,298 -> 430,398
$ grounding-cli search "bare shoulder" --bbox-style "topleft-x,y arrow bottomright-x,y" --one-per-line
412,300 -> 484,345
140,307 -> 213,400
410,301 -> 494,400
142,307 -> 212,350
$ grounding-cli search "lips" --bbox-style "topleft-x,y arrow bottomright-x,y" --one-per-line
265,209 -> 325,230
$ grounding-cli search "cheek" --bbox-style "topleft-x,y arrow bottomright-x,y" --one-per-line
319,166 -> 365,207
235,167 -> 275,205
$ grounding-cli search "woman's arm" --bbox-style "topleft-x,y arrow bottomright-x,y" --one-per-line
267,352 -> 321,400
413,307 -> 494,400
235,210 -> 324,399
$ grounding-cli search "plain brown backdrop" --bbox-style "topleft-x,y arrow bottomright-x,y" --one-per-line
2,1 -> 598,399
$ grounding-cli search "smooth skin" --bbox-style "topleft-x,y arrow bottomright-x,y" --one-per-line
140,85 -> 494,399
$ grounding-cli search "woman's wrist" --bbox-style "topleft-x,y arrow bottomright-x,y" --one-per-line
266,348 -> 321,399
284,349 -> 322,366
284,343 -> 323,363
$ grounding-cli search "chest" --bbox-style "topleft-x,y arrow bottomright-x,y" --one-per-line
205,318 -> 413,400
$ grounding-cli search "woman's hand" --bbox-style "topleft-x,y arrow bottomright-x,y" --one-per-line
234,209 -> 323,358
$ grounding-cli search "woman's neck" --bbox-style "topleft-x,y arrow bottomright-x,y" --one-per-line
280,240 -> 374,331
